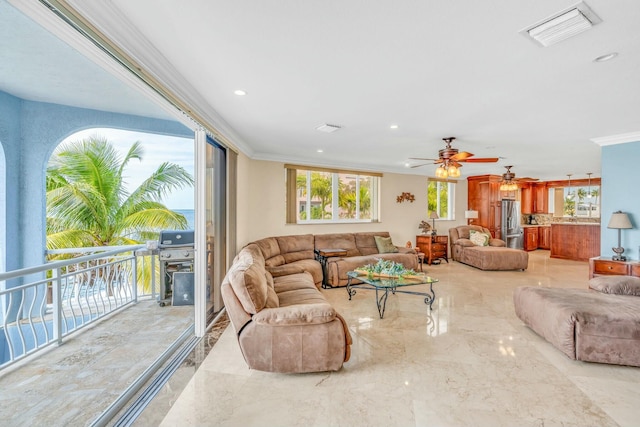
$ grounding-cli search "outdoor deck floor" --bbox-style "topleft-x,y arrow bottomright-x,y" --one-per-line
0,299 -> 194,427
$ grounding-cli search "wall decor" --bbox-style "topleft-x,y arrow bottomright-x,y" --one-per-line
396,192 -> 415,203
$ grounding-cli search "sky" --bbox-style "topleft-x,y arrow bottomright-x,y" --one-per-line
62,128 -> 195,209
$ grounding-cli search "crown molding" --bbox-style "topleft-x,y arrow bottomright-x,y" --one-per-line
591,131 -> 640,146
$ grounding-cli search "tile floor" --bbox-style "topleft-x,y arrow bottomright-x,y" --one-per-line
156,251 -> 640,427
0,300 -> 194,427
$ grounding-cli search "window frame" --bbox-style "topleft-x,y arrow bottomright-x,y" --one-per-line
285,164 -> 381,224
427,179 -> 456,221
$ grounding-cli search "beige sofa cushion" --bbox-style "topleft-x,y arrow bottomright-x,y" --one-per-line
252,303 -> 336,326
266,263 -> 305,277
277,234 -> 315,263
589,275 -> 640,296
355,232 -> 390,256
265,272 -> 279,308
228,262 -> 268,314
315,233 -> 360,257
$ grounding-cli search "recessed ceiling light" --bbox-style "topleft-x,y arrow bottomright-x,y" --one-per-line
404,162 -> 410,167
390,124 -> 399,129
317,149 -> 324,153
234,89 -> 247,96
594,52 -> 618,63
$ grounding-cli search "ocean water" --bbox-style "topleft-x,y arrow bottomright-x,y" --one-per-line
173,209 -> 195,230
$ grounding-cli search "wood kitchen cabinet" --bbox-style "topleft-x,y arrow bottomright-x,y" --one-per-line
467,175 -> 502,239
416,235 -> 448,265
538,226 -> 551,250
524,227 -> 538,251
532,183 -> 548,213
521,184 -> 533,214
550,224 -> 600,261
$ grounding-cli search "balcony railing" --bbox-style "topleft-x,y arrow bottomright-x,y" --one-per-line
0,245 -> 159,369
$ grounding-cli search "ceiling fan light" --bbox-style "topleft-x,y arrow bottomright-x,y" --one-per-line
435,166 -> 448,179
447,165 -> 460,178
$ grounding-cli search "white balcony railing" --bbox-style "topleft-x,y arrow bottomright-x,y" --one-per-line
0,245 -> 159,369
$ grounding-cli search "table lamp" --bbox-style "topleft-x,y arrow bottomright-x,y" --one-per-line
465,210 -> 479,225
429,212 -> 439,235
607,211 -> 633,261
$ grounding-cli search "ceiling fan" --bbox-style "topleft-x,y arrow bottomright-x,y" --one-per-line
500,165 -> 538,190
410,137 -> 499,178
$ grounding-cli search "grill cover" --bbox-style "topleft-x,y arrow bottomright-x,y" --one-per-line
159,230 -> 195,247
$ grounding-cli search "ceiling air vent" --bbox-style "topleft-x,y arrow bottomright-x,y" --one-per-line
521,1 -> 602,47
315,123 -> 342,133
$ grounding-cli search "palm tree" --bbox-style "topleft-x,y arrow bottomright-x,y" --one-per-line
46,135 -> 193,249
46,135 -> 194,293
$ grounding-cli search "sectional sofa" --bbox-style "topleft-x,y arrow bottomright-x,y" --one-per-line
220,231 -> 415,373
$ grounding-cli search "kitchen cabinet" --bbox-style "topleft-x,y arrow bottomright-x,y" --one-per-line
533,183 -> 548,213
521,184 -> 533,214
416,235 -> 448,265
550,224 -> 600,261
589,257 -> 640,279
521,183 -> 547,214
467,175 -> 502,239
524,227 -> 538,251
538,226 -> 551,250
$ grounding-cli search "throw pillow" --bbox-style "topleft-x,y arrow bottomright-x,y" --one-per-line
588,275 -> 640,296
374,235 -> 399,253
469,230 -> 489,246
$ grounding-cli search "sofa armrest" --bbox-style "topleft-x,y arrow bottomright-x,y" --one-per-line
454,238 -> 475,247
252,303 -> 336,326
489,239 -> 506,247
266,264 -> 305,277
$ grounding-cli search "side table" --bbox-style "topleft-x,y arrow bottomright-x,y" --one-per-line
416,235 -> 449,266
315,248 -> 348,288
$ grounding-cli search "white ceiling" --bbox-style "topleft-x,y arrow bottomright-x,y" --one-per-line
8,0 -> 640,181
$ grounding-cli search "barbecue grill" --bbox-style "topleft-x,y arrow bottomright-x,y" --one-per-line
158,230 -> 195,306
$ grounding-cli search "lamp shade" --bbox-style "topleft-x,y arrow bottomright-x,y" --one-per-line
465,210 -> 479,219
607,211 -> 632,229
429,212 -> 439,220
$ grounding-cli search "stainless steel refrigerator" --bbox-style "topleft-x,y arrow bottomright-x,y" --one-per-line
501,200 -> 523,249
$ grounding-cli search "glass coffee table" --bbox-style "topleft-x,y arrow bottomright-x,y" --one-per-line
346,271 -> 439,319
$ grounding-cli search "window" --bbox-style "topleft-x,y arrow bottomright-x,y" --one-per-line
286,165 -> 380,223
427,179 -> 455,220
563,185 -> 600,218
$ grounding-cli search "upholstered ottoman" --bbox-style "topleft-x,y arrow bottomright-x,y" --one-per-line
462,246 -> 528,271
514,285 -> 640,367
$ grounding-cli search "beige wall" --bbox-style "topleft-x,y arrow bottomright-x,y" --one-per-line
235,154 -> 468,252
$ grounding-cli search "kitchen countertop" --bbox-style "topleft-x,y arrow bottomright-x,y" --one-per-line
550,222 -> 600,226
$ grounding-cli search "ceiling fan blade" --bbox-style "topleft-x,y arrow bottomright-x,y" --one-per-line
409,157 -> 438,161
459,157 -> 500,163
450,151 -> 473,161
515,177 -> 539,182
410,163 -> 430,168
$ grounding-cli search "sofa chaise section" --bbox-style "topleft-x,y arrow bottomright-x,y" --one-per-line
450,225 -> 528,271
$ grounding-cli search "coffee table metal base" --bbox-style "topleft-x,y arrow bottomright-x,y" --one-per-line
346,277 -> 436,319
